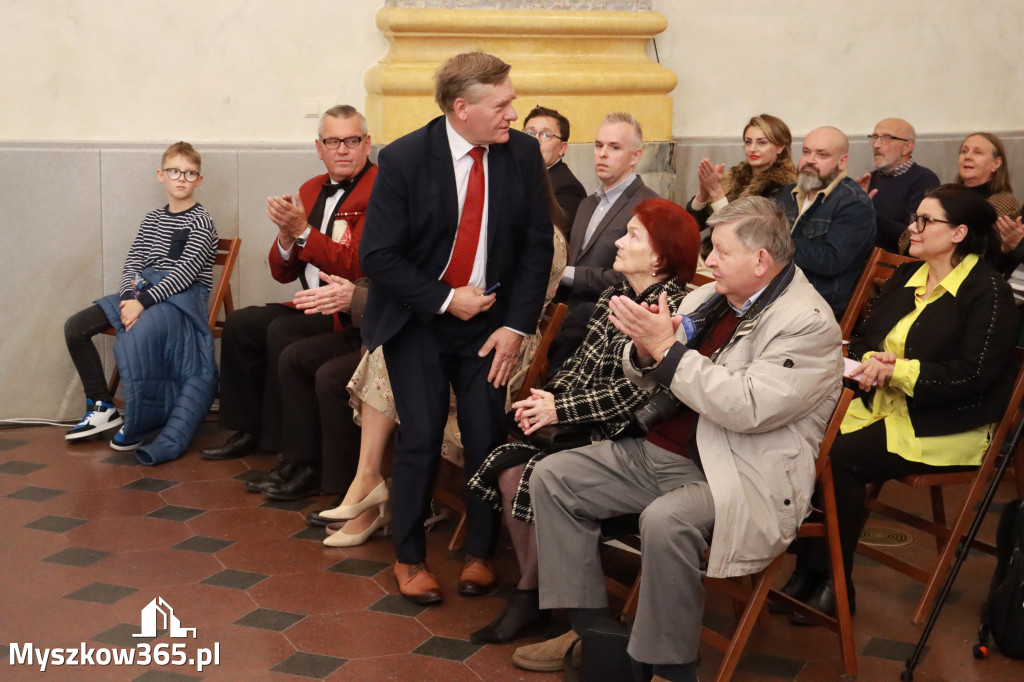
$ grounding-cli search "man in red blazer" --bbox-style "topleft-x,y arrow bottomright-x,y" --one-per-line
203,106 -> 376,503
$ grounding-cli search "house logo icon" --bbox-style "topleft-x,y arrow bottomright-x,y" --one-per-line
134,597 -> 196,638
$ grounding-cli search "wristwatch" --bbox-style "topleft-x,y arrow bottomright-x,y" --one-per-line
294,226 -> 312,248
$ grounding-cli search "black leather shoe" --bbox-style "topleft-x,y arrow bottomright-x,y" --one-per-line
789,579 -> 856,626
768,568 -> 824,615
244,461 -> 300,493
471,588 -> 550,643
262,464 -> 321,501
202,431 -> 259,460
306,497 -> 344,526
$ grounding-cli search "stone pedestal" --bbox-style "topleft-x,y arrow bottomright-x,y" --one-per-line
365,3 -> 675,143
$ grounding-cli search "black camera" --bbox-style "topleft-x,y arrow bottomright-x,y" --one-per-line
633,389 -> 685,433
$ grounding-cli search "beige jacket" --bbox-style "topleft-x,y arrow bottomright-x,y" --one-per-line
624,267 -> 843,578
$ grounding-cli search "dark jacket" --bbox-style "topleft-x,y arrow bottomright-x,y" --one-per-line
778,175 -> 876,318
96,268 -> 217,465
547,159 -> 586,228
360,116 -> 553,350
849,258 -> 1018,437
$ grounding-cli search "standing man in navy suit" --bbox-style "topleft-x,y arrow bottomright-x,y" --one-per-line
360,52 -> 554,604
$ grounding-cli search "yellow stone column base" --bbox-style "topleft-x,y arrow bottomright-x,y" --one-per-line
365,8 -> 676,144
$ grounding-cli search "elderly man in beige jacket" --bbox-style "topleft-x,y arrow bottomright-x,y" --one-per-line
512,196 -> 843,682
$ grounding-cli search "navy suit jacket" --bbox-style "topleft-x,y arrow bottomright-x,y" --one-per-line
360,116 -> 554,350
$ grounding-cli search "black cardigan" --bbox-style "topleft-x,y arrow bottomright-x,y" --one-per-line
849,257 -> 1018,437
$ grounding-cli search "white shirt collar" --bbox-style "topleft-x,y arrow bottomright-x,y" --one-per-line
445,117 -> 488,161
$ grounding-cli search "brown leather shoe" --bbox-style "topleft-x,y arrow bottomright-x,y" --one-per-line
394,562 -> 443,605
458,556 -> 497,596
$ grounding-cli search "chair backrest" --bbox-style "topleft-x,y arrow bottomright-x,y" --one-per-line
838,247 -> 916,339
815,387 -> 855,478
515,302 -> 568,402
208,237 -> 242,338
689,272 -> 714,289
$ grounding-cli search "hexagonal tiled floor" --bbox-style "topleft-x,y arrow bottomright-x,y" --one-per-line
2,421 -> 1023,680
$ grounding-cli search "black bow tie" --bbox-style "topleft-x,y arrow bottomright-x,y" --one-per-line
322,179 -> 353,197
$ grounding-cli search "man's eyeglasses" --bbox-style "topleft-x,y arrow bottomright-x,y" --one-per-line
163,168 -> 200,182
909,213 -> 955,232
524,129 -> 563,141
320,136 -> 365,149
868,134 -> 910,144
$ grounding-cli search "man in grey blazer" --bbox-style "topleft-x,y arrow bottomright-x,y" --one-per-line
550,112 -> 660,370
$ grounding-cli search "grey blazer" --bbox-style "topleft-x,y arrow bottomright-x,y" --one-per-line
564,175 -> 659,308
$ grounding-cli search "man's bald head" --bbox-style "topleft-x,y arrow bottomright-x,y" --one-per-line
871,118 -> 916,172
797,126 -> 850,193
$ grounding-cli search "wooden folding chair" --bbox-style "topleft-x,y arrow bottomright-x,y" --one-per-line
838,247 -> 916,340
434,301 -> 568,551
605,389 -> 856,681
106,236 -> 242,396
856,347 -> 1024,623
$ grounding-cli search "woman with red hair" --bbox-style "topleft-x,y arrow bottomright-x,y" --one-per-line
467,198 -> 699,644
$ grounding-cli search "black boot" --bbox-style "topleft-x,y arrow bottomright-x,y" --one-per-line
768,567 -> 824,615
470,588 -> 549,643
789,578 -> 856,626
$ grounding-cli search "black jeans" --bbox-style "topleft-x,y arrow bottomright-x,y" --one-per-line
798,419 -> 973,576
64,304 -> 115,404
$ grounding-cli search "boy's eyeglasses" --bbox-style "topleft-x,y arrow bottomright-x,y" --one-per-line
163,168 -> 201,182
320,136 -> 365,149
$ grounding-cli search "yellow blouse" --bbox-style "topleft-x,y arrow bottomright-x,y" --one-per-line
841,254 -> 992,467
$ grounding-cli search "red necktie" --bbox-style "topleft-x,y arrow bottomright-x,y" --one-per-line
442,146 -> 486,288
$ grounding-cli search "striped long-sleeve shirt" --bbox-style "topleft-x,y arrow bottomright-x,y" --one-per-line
119,203 -> 218,307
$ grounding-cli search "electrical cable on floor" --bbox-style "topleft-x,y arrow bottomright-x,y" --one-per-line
1,418 -> 77,429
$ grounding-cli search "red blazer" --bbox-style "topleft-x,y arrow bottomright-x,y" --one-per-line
267,163 -> 377,330
268,163 -> 377,284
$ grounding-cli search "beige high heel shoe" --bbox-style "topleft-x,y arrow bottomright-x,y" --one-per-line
322,503 -> 390,547
319,480 -> 389,521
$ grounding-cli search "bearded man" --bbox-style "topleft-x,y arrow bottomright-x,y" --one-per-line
776,126 -> 875,317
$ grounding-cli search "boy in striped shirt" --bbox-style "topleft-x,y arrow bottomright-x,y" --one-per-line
64,141 -> 218,449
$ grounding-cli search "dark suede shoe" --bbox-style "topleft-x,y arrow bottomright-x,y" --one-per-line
202,431 -> 258,460
471,588 -> 550,643
789,579 -> 856,626
244,460 -> 300,493
262,464 -> 321,501
768,567 -> 824,615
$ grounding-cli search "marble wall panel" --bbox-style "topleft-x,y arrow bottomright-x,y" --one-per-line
235,149 -> 327,308
0,149 -> 103,419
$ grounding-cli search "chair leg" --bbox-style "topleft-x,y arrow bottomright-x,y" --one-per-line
910,466 -> 994,624
713,558 -> 783,682
929,487 -> 946,552
822,465 -> 858,678
448,512 -> 466,551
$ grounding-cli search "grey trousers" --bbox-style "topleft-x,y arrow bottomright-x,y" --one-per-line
531,437 -> 714,665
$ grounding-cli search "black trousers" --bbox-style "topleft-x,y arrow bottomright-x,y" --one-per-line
218,304 -> 334,452
64,304 -> 115,404
277,328 -> 364,494
798,420 -> 974,576
383,314 -> 505,563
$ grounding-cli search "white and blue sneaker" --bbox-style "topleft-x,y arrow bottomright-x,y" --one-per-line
65,399 -> 123,442
109,427 -> 142,452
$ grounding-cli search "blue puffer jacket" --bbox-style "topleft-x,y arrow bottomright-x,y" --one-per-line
778,175 -> 876,318
95,268 -> 216,465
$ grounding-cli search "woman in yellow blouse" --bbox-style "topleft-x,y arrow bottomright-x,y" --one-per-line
780,184 -> 1019,624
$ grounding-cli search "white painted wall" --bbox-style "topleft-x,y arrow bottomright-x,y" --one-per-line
654,0 -> 1024,138
1,1 -> 1020,142
0,0 -> 388,142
